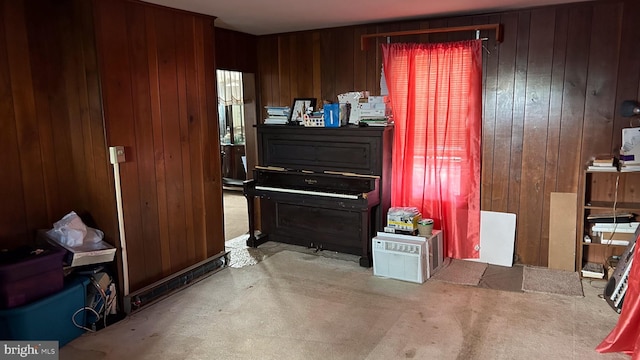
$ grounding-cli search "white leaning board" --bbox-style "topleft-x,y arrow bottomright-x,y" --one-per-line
465,211 -> 517,267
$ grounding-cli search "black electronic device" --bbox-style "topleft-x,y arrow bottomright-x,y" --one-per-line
604,227 -> 640,313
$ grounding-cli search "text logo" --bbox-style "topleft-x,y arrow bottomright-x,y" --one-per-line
0,342 -> 58,360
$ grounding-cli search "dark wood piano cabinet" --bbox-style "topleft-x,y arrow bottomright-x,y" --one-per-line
244,125 -> 393,267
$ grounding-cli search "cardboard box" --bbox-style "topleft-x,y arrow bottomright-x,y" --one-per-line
373,230 -> 444,283
386,207 -> 421,231
39,230 -> 116,267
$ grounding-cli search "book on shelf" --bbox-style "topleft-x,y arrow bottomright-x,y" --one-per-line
590,156 -> 617,166
587,213 -> 635,223
581,262 -> 605,279
599,238 -> 630,246
591,222 -> 640,233
264,117 -> 288,125
587,166 -> 618,172
597,229 -> 634,240
264,106 -> 290,117
591,157 -> 616,166
620,164 -> 640,172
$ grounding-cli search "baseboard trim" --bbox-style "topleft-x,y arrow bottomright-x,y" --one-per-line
123,251 -> 229,314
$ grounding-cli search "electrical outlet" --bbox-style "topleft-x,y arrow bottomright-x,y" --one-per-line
109,146 -> 126,164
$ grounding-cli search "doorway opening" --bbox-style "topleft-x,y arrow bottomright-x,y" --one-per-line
216,69 -> 250,241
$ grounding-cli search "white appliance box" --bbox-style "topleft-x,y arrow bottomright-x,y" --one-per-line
372,230 -> 444,284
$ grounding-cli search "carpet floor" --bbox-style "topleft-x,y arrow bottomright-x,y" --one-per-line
61,244 -> 627,360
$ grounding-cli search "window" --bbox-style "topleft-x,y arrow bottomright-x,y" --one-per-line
216,70 -> 245,145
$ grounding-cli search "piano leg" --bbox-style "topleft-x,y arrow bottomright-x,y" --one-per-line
359,256 -> 371,267
359,209 -> 373,267
243,180 -> 269,248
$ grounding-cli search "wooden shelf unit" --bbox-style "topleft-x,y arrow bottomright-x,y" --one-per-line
577,170 -> 640,274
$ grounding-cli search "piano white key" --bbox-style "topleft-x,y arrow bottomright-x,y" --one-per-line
255,185 -> 360,199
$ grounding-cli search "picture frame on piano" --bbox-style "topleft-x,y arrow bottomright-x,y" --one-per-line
289,98 -> 316,124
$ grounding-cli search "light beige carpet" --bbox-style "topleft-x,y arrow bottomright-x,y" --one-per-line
522,266 -> 584,297
431,258 -> 488,286
225,234 -> 268,268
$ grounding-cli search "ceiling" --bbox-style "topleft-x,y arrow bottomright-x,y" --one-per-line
142,0 -> 591,35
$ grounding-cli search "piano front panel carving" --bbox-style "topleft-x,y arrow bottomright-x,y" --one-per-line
260,127 -> 383,175
264,200 -> 367,257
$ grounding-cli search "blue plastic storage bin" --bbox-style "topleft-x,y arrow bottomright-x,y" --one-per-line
0,276 -> 89,347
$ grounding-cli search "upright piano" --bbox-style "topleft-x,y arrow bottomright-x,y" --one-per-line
243,125 -> 393,267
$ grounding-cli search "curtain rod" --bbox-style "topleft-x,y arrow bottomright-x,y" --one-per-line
360,23 -> 502,50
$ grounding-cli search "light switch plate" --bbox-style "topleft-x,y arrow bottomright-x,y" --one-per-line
109,146 -> 126,164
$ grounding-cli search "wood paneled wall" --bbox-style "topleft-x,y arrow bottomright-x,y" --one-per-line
1,0 -> 224,292
256,0 -> 640,266
0,0 -> 117,250
93,0 -> 224,290
216,28 -> 258,73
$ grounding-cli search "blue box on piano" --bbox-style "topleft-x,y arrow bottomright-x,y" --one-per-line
324,103 -> 340,127
324,103 -> 350,127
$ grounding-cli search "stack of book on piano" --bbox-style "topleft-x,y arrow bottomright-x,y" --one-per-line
586,156 -> 618,172
357,96 -> 392,126
264,106 -> 290,125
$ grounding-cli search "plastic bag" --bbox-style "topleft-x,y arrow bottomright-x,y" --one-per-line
48,211 -> 87,247
84,227 -> 105,244
46,211 -> 105,247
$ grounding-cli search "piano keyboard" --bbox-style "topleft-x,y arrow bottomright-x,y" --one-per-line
255,185 -> 359,199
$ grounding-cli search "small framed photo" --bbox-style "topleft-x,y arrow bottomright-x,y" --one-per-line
289,98 -> 317,124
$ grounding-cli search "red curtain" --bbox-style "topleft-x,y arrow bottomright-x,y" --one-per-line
596,235 -> 640,357
382,40 -> 482,259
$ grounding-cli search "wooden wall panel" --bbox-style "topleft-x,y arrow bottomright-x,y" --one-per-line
201,18 -> 224,258
4,1 -> 48,237
518,8 -> 555,266
540,8 -> 569,268
278,35 -> 292,105
489,12 -> 518,213
506,11 -> 530,225
480,14 -> 499,213
0,1 -> 28,247
0,0 -> 117,251
256,0 -> 640,266
215,28 -> 257,73
129,3 -> 164,281
1,0 -> 221,291
93,0 -> 223,291
74,0 -> 118,243
582,2 -> 622,162
612,0 -> 640,153
320,30 -> 335,103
